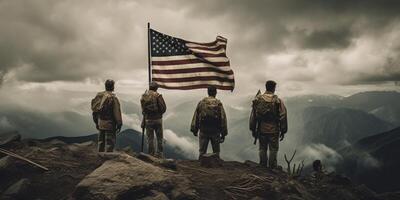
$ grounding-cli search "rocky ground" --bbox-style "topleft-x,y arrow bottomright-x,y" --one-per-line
1,132 -> 400,200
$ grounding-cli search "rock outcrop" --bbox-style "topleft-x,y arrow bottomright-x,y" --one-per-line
73,153 -> 197,200
199,153 -> 222,168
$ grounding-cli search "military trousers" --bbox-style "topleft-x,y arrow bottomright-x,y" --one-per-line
98,130 -> 116,152
199,132 -> 220,158
146,119 -> 163,157
259,132 -> 279,168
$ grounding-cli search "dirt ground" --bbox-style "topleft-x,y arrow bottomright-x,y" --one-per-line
0,140 -> 104,200
2,139 -> 399,200
176,160 -> 285,200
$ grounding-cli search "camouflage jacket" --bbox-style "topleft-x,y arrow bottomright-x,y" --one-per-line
249,91 -> 288,134
140,90 -> 167,120
92,91 -> 123,131
191,96 -> 228,136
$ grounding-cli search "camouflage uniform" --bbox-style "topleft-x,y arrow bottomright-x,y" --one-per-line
92,91 -> 123,152
191,96 -> 227,158
141,90 -> 166,157
249,91 -> 287,168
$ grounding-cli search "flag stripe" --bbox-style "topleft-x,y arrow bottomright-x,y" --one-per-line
152,59 -> 229,67
156,80 -> 234,87
188,45 -> 226,51
186,42 -> 227,49
152,64 -> 231,71
151,55 -> 229,62
153,76 -> 234,83
185,39 -> 227,46
158,84 -> 234,90
152,71 -> 234,79
190,48 -> 226,55
152,68 -> 234,75
192,52 -> 226,57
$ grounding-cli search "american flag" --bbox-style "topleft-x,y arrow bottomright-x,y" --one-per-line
150,29 -> 234,90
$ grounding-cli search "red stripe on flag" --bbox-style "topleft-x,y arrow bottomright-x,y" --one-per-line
158,84 -> 234,90
192,52 -> 227,57
184,39 -> 227,46
188,45 -> 226,51
152,59 -> 229,67
153,76 -> 234,83
152,68 -> 234,75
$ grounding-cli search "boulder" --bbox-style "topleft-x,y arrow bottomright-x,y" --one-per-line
0,156 -> 14,171
1,178 -> 31,199
0,131 -> 21,147
73,153 -> 174,200
199,153 -> 222,168
136,153 -> 177,170
67,141 -> 94,152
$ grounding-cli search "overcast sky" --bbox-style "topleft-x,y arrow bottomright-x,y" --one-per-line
1,0 -> 400,112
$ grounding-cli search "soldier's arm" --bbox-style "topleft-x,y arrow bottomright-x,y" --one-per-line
279,98 -> 288,134
92,112 -> 98,124
91,93 -> 100,124
220,103 -> 228,136
249,101 -> 257,132
140,95 -> 145,115
190,102 -> 200,134
113,97 -> 123,126
157,94 -> 167,114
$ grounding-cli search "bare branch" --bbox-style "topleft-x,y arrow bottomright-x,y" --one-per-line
0,148 -> 49,171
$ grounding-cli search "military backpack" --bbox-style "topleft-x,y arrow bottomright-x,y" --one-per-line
91,92 -> 114,117
141,91 -> 159,115
254,94 -> 280,122
199,98 -> 221,129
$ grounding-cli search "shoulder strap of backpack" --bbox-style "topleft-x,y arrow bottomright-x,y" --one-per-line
260,94 -> 271,103
273,95 -> 281,115
100,93 -> 112,109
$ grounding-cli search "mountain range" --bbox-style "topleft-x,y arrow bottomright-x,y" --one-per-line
337,127 -> 400,193
302,107 -> 393,149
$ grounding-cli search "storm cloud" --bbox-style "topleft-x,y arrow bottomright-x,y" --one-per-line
0,0 -> 399,92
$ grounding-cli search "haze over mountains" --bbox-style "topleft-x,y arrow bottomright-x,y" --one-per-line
0,90 -> 397,158
1,90 -> 400,193
338,127 -> 400,192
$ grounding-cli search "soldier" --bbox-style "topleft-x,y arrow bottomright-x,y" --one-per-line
91,79 -> 123,152
191,86 -> 228,159
249,80 -> 288,168
140,82 -> 167,158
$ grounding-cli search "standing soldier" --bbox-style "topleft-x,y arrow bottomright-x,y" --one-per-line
140,82 -> 167,158
191,86 -> 228,159
249,80 -> 288,168
91,79 -> 123,153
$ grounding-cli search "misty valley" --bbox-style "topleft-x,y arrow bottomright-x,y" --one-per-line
1,90 -> 400,198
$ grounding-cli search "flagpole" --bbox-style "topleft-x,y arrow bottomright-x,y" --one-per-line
142,22 -> 152,153
147,22 -> 152,84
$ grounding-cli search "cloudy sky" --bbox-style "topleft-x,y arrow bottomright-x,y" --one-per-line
1,0 -> 400,97
0,0 -> 400,140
